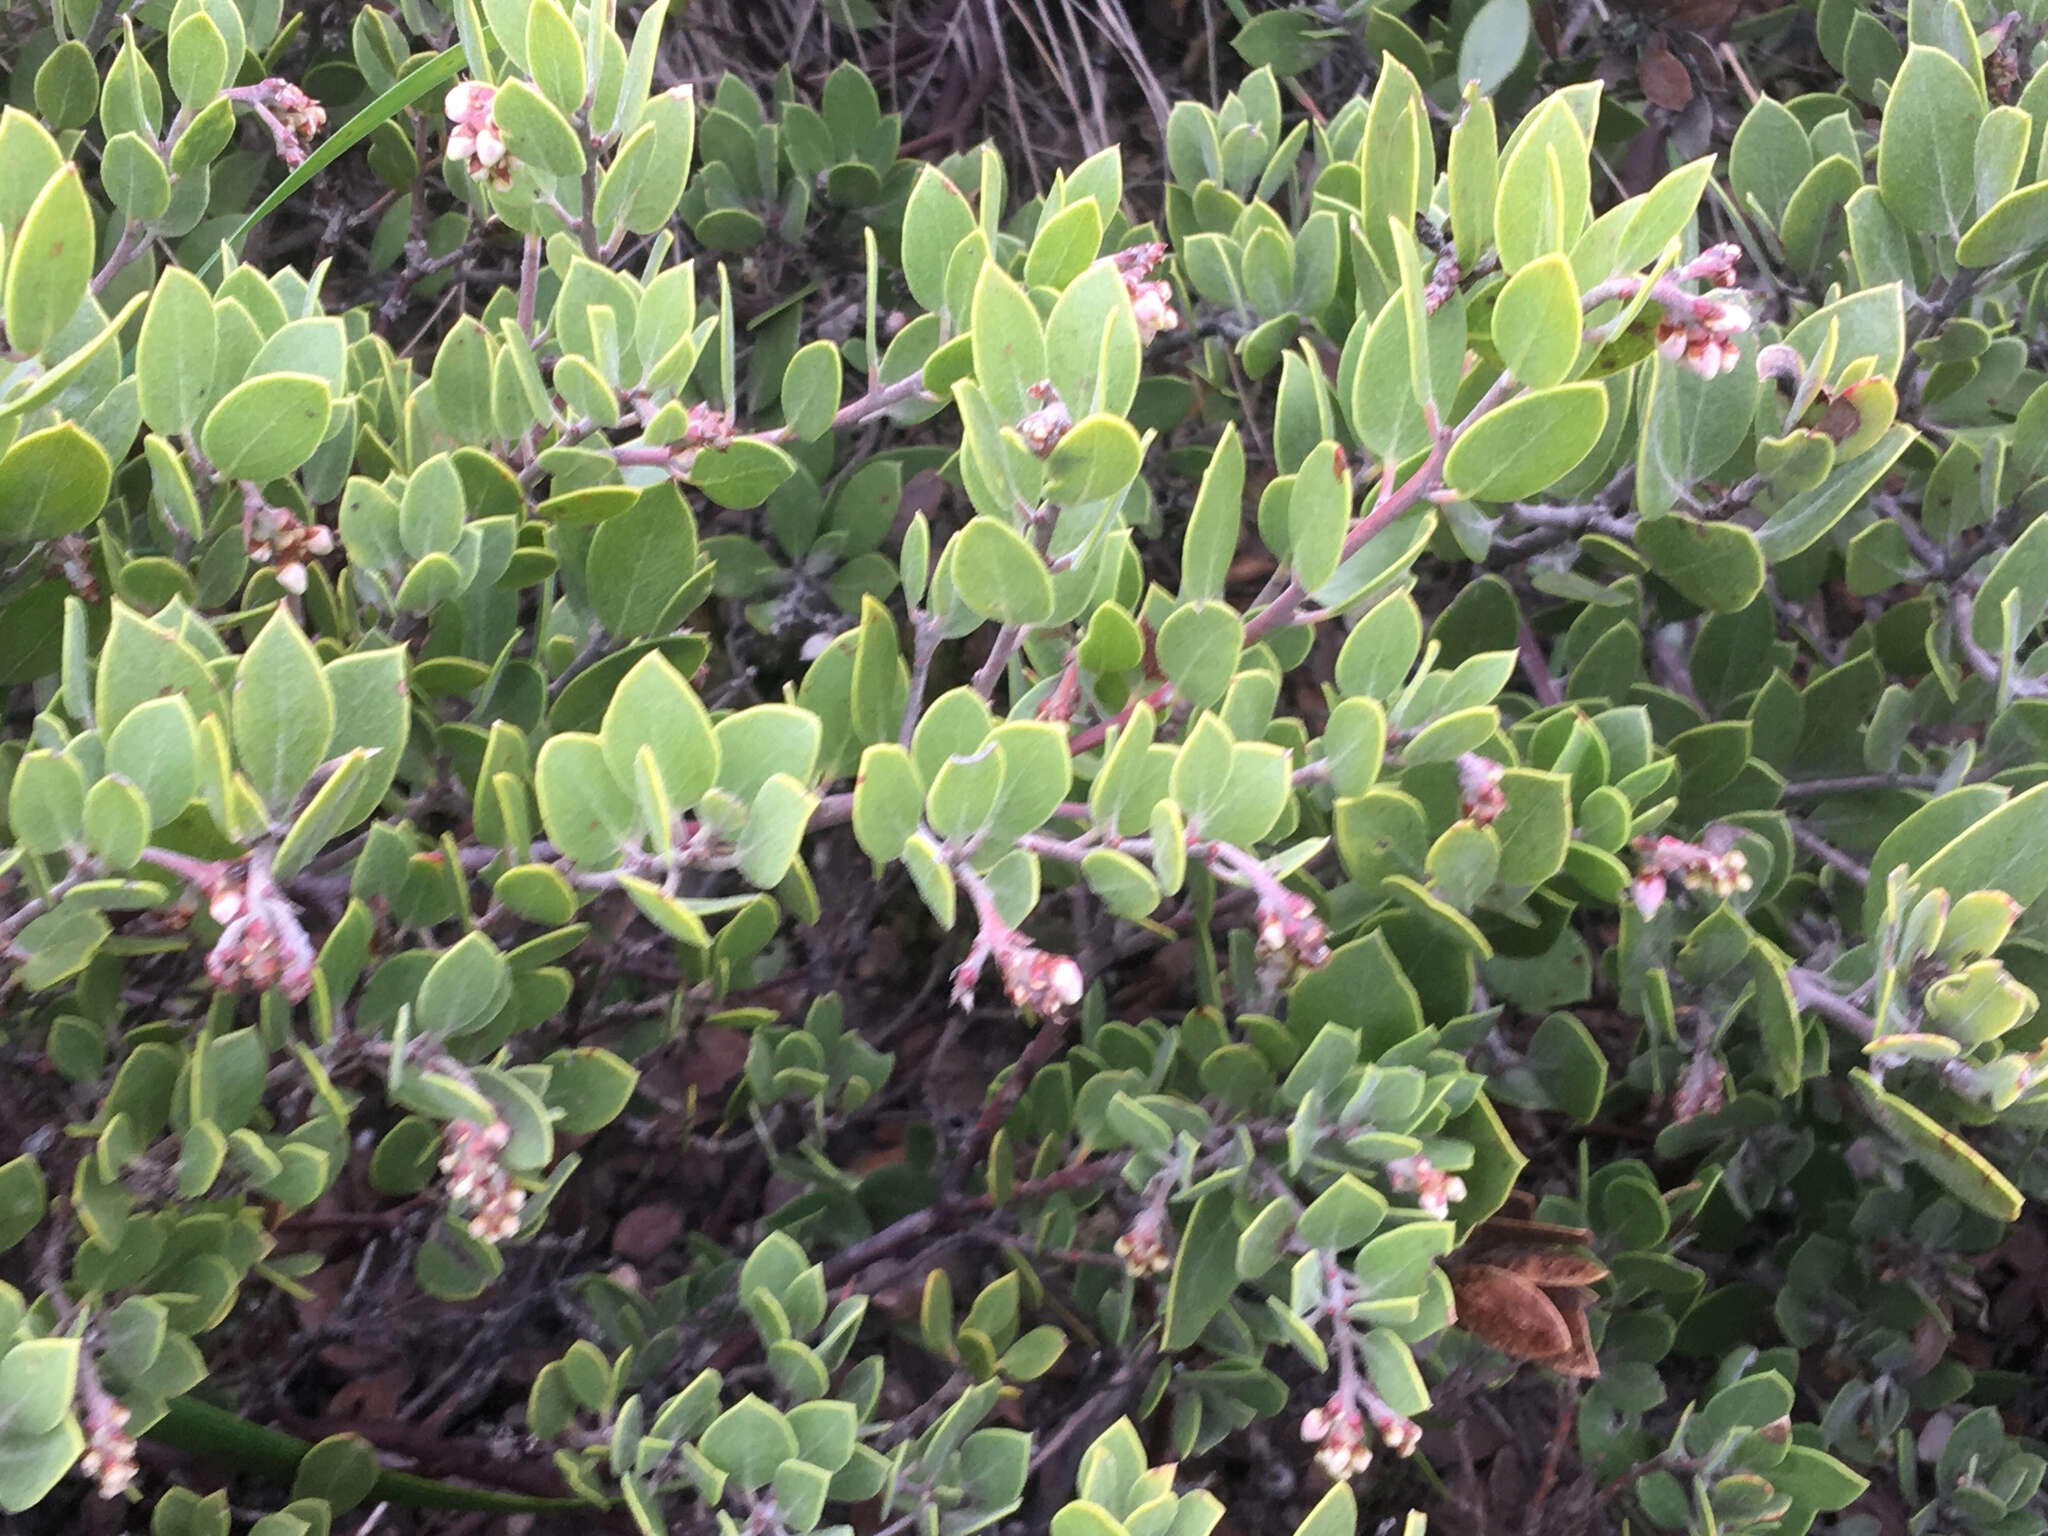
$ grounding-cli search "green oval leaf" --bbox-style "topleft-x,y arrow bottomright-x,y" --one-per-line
1444,382 -> 1609,501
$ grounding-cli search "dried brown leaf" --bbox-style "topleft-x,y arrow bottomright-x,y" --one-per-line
1493,1249 -> 1612,1288
1449,1262 -> 1573,1361
1541,1296 -> 1602,1378
612,1202 -> 686,1261
1640,37 -> 1695,111
1472,1213 -> 1596,1248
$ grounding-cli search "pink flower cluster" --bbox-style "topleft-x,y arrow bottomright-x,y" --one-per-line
1386,1154 -> 1467,1219
78,1392 -> 136,1499
1255,888 -> 1332,978
1629,830 -> 1752,919
441,1118 -> 527,1244
1457,753 -> 1506,825
1301,1385 -> 1423,1482
1656,294 -> 1751,379
1113,243 -> 1181,346
1301,1397 -> 1374,1480
445,81 -> 515,190
1653,242 -> 1752,380
234,78 -> 326,168
999,945 -> 1086,1018
204,872 -> 317,1003
681,402 -> 736,451
271,82 -> 326,147
1018,380 -> 1073,456
246,505 -> 334,596
1113,1203 -> 1172,1278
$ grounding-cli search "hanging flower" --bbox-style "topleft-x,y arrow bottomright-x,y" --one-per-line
1386,1154 -> 1467,1219
1113,1202 -> 1173,1278
441,1118 -> 527,1244
1630,830 -> 1752,918
1457,753 -> 1507,825
245,504 -> 335,595
1113,243 -> 1181,346
1301,1396 -> 1373,1481
999,944 -> 1086,1018
445,80 -> 517,190
78,1391 -> 137,1500
1018,381 -> 1073,456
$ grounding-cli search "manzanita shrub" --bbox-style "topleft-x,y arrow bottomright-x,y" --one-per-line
4,0 -> 2048,1533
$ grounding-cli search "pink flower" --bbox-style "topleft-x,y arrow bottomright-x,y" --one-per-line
246,505 -> 334,596
441,1119 -> 527,1244
272,82 -> 325,141
1112,244 -> 1181,346
1301,1397 -> 1373,1480
1457,754 -> 1506,825
1655,288 -> 1753,380
444,78 -> 517,189
1364,1396 -> 1423,1457
1386,1155 -> 1466,1219
1633,831 -> 1751,911
1255,889 -> 1331,976
1000,946 -> 1085,1018
1113,1205 -> 1172,1277
445,81 -> 495,121
1018,381 -> 1072,456
78,1393 -> 136,1499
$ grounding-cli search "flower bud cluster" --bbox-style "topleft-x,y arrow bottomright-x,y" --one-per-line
246,505 -> 335,595
1300,1397 -> 1373,1481
79,1391 -> 137,1500
1113,243 -> 1181,346
1649,244 -> 1752,380
1629,832 -> 1752,919
204,874 -> 317,1003
270,82 -> 327,151
1385,1154 -> 1467,1219
999,945 -> 1086,1019
1018,381 -> 1073,457
236,78 -> 326,167
1456,753 -> 1506,825
1655,293 -> 1752,379
441,1118 -> 527,1244
446,81 -> 516,189
1113,1202 -> 1172,1278
1255,888 -> 1331,978
682,402 -> 737,451
1364,1395 -> 1423,1457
